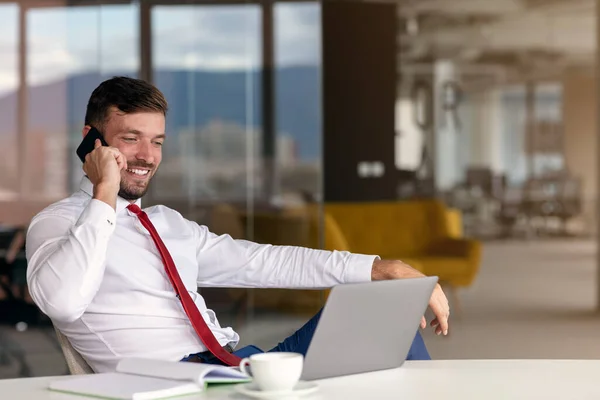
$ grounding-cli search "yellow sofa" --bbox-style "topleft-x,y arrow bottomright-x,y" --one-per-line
323,200 -> 481,288
205,200 -> 479,315
245,200 -> 479,314
218,209 -> 325,314
228,207 -> 355,314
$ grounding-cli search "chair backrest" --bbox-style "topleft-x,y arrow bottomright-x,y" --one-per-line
53,326 -> 94,375
324,200 -> 451,257
207,203 -> 245,239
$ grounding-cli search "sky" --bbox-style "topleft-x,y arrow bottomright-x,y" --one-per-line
0,2 -> 320,96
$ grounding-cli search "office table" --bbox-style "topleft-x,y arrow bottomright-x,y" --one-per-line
3,359 -> 600,399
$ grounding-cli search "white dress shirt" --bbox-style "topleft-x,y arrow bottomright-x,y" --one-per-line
26,177 -> 376,372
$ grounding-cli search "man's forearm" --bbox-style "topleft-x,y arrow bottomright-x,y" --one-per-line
196,226 -> 375,288
93,182 -> 118,211
371,259 -> 424,281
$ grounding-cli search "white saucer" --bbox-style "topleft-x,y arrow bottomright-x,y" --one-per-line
235,381 -> 319,399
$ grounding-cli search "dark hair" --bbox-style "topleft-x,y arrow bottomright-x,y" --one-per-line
84,76 -> 168,130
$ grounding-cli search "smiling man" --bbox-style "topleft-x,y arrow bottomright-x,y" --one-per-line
25,76 -> 449,373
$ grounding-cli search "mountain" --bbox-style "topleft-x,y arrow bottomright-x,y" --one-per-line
0,66 -> 321,159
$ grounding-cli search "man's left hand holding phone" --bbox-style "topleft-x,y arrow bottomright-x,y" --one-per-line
77,127 -> 127,211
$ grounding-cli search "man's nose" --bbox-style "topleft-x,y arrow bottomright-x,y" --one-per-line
136,141 -> 155,164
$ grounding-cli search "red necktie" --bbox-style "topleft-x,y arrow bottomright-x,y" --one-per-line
127,204 -> 242,366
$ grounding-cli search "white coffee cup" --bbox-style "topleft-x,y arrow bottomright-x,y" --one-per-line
239,352 -> 303,392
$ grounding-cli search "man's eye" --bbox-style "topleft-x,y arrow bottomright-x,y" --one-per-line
154,142 -> 164,147
123,137 -> 136,142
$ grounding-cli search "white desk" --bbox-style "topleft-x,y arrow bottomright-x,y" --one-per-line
4,360 -> 600,400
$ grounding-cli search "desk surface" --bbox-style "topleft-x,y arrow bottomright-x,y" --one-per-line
4,360 -> 600,400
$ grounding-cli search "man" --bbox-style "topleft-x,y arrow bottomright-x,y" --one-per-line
26,77 -> 449,373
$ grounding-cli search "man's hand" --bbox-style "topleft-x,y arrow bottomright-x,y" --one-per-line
83,139 -> 127,210
372,259 -> 450,336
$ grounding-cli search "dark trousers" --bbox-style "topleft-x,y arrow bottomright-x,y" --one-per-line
182,309 -> 430,364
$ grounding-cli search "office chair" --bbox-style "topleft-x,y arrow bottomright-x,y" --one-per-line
53,326 -> 93,375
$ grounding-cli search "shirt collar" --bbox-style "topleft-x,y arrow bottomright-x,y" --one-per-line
79,176 -> 142,214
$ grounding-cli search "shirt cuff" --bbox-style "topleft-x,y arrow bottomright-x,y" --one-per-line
343,253 -> 379,284
76,199 -> 117,236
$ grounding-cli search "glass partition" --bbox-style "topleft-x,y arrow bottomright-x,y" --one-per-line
0,4 -> 19,198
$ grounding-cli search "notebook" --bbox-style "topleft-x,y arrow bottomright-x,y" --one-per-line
48,357 -> 251,400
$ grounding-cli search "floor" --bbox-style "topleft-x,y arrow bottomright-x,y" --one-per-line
1,238 -> 599,379
424,238 -> 600,360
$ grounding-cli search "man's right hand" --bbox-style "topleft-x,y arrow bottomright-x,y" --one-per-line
83,139 -> 127,210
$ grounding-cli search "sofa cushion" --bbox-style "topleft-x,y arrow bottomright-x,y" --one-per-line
325,200 -> 451,257
401,256 -> 470,280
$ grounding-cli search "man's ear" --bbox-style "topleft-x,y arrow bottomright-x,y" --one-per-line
82,125 -> 92,138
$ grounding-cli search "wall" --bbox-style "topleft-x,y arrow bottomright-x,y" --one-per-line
322,1 -> 397,202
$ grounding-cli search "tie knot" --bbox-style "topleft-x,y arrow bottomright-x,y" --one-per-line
127,204 -> 142,215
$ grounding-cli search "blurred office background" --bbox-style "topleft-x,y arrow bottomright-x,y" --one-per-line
2,0 -> 600,378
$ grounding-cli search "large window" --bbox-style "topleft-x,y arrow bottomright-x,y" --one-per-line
151,5 -> 261,205
275,2 -> 321,202
26,5 -> 139,196
499,85 -> 563,185
1,1 -> 328,381
0,4 -> 19,198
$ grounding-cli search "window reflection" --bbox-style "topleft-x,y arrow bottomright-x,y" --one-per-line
26,5 -> 139,196
275,2 -> 321,204
0,4 -> 19,198
151,5 -> 262,205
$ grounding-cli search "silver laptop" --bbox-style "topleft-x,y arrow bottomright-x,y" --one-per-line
301,276 -> 438,381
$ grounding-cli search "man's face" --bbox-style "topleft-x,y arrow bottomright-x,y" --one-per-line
94,107 -> 165,200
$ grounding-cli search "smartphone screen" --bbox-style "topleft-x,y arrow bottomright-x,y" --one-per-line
76,127 -> 109,163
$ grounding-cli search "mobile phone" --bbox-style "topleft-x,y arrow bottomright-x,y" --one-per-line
76,127 -> 109,163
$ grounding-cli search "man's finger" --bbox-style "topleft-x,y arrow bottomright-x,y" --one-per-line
94,139 -> 102,149
420,316 -> 426,329
117,158 -> 127,171
431,298 -> 449,335
115,152 -> 127,171
437,303 -> 449,335
430,286 -> 450,335
103,147 -> 126,170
